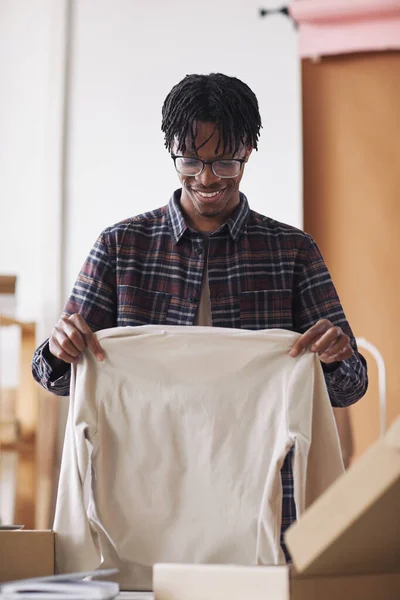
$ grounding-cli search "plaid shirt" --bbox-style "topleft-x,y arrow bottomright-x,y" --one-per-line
32,190 -> 367,557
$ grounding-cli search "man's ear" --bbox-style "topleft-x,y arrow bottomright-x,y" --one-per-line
245,146 -> 253,160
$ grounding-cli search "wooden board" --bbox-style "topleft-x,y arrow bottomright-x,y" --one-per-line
302,51 -> 400,459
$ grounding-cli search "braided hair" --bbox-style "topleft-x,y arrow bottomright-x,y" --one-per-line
161,73 -> 262,156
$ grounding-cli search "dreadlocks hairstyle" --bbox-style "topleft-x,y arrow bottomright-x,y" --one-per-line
161,73 -> 262,156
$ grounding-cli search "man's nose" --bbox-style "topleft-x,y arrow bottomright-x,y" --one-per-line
195,164 -> 221,187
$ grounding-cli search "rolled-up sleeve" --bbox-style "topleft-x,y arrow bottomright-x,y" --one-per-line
32,339 -> 71,396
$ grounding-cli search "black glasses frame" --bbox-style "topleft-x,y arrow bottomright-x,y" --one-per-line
171,154 -> 247,178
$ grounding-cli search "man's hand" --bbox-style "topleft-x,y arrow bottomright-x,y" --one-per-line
49,314 -> 105,364
289,319 -> 354,364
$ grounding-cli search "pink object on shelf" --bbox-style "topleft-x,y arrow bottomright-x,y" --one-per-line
290,0 -> 400,58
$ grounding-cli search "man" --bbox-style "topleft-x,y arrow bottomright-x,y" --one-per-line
32,73 -> 368,559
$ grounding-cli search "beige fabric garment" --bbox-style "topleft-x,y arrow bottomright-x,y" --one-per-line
54,326 -> 343,590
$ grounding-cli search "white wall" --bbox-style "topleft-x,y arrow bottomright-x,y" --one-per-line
0,0 -> 52,323
0,0 -> 54,389
0,0 -> 301,330
65,0 -> 302,294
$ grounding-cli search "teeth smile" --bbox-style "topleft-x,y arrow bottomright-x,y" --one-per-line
196,190 -> 224,198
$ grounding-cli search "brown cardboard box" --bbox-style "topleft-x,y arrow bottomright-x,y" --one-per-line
154,416 -> 400,600
0,530 -> 54,582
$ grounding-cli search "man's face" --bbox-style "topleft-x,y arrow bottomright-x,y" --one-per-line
174,121 -> 252,231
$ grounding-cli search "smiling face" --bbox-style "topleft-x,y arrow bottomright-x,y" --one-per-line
174,121 -> 252,233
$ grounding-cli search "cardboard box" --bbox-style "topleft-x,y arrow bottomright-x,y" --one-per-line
154,416 -> 400,600
0,530 -> 54,583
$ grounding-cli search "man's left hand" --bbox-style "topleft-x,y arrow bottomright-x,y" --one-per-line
289,319 -> 354,364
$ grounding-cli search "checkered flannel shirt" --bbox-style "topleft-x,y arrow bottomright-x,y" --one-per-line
32,190 -> 368,559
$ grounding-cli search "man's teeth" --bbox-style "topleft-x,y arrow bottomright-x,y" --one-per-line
196,190 -> 223,198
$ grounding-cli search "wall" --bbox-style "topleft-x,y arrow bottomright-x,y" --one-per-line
64,0 -> 302,294
0,0 -> 54,392
0,0 -> 302,330
0,0 -> 51,323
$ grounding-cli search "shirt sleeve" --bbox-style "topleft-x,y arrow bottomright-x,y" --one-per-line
31,230 -> 117,396
293,236 -> 368,407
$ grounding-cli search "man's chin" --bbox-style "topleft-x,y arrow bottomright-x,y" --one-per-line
195,202 -> 225,218
192,192 -> 229,214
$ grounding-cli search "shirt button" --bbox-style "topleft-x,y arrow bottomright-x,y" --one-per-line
189,296 -> 196,303
195,246 -> 203,256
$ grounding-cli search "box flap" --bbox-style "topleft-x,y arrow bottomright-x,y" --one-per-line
285,416 -> 400,577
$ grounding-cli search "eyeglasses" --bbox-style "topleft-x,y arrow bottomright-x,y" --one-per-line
171,154 -> 247,178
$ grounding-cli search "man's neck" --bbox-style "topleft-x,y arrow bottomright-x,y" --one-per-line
182,212 -> 222,234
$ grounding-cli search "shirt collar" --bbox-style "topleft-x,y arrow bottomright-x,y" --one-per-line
167,189 -> 250,243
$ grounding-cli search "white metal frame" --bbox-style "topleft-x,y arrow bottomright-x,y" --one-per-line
356,337 -> 387,437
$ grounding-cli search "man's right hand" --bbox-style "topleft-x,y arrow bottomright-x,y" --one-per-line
49,314 -> 105,364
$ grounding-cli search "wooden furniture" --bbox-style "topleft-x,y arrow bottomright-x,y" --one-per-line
0,313 -> 58,529
302,51 -> 400,460
0,315 -> 38,528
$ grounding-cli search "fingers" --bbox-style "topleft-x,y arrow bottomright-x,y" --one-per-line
289,319 -> 354,364
310,326 -> 346,355
289,319 -> 331,357
320,340 -> 353,364
49,314 -> 105,364
310,326 -> 353,363
62,317 -> 87,353
69,314 -> 105,360
49,333 -> 78,364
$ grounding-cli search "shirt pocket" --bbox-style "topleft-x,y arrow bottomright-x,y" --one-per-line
239,289 -> 293,331
117,285 -> 172,326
